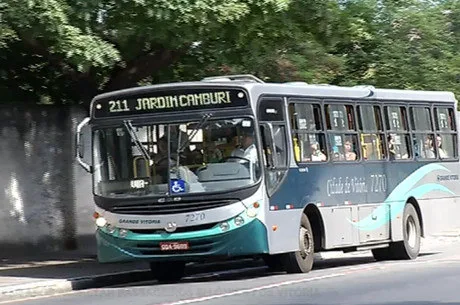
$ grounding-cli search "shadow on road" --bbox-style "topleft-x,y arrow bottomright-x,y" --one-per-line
115,255 -> 382,288
115,248 -> 449,288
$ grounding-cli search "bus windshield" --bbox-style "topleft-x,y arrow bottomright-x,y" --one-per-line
92,117 -> 261,198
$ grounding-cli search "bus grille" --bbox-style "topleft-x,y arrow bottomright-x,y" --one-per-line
130,222 -> 219,234
110,199 -> 238,215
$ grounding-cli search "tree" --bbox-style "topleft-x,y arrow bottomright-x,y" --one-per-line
1,0 -> 459,105
0,0 -> 292,104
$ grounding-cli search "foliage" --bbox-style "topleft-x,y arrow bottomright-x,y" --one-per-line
0,0 -> 459,105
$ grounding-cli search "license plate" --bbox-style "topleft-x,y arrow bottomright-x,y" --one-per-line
159,241 -> 189,251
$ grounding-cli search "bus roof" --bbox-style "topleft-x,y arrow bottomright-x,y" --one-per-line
91,77 -> 457,110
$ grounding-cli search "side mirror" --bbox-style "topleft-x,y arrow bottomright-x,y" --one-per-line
76,117 -> 92,173
77,133 -> 85,159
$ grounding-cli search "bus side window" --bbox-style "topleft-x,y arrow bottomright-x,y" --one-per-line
384,105 -> 412,160
434,107 -> 458,159
330,134 -> 359,161
357,105 -> 386,161
293,133 -> 327,162
325,103 -> 355,131
410,106 -> 436,160
289,102 -> 328,163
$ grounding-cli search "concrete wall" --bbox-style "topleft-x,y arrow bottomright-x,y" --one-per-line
0,105 -> 95,255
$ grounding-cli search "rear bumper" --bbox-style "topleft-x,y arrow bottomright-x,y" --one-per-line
96,218 -> 269,263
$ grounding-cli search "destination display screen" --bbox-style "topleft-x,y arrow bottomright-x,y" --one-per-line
91,87 -> 249,118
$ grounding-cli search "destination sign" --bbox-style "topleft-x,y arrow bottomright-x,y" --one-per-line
92,88 -> 249,118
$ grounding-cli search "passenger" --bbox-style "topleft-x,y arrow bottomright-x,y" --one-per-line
436,135 -> 448,158
331,145 -> 342,160
344,140 -> 357,161
388,135 -> 396,160
422,136 -> 435,158
310,142 -> 326,162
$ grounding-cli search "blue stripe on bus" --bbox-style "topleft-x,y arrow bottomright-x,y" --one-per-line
269,162 -> 457,231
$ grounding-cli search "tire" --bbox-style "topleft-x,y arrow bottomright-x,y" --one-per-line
371,247 -> 393,261
280,213 -> 315,273
150,261 -> 186,283
263,254 -> 283,272
390,203 -> 421,260
371,203 -> 421,261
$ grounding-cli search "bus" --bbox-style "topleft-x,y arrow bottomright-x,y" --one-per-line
76,75 -> 460,282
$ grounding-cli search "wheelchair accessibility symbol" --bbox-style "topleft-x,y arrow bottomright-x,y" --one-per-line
171,179 -> 186,193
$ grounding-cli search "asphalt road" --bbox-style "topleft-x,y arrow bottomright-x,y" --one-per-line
5,245 -> 460,305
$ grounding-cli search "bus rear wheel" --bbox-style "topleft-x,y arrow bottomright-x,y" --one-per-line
150,261 -> 186,283
281,213 -> 315,273
391,203 -> 421,259
372,203 -> 421,261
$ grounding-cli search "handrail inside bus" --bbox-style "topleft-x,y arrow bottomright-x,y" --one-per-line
201,74 -> 265,83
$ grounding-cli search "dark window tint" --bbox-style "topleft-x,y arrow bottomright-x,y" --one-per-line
259,98 -> 285,121
325,104 -> 355,131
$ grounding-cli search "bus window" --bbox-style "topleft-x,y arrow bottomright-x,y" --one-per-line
325,104 -> 355,131
410,106 -> 436,160
357,105 -> 386,161
434,107 -> 458,159
434,134 -> 456,159
410,107 -> 433,131
329,134 -> 359,161
292,133 -> 327,162
435,107 -> 456,131
387,133 -> 411,160
385,106 -> 412,160
289,102 -> 328,163
412,134 -> 437,159
385,106 -> 409,131
272,125 -> 287,167
290,103 -> 322,131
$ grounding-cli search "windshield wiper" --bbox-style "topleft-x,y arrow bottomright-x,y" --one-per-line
171,113 -> 212,178
123,120 -> 153,166
177,113 -> 212,154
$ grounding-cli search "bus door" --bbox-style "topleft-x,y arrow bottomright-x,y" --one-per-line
258,98 -> 289,196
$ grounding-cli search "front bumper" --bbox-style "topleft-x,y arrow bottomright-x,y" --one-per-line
96,217 -> 269,263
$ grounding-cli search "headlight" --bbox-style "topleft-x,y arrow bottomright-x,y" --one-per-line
220,222 -> 229,231
119,229 -> 128,237
95,217 -> 107,227
106,224 -> 117,234
234,216 -> 244,226
246,208 -> 258,218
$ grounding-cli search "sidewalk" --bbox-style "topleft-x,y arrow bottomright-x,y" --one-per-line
1,228 -> 460,303
0,248 -> 151,303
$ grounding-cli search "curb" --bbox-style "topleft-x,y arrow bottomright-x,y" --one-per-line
0,269 -> 152,302
0,260 -> 263,302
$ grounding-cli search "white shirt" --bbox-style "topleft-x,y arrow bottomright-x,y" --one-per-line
231,144 -> 258,163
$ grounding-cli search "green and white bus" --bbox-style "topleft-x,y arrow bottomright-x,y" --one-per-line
76,75 -> 460,282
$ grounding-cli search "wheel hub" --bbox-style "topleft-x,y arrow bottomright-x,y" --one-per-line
406,215 -> 417,248
299,226 -> 311,259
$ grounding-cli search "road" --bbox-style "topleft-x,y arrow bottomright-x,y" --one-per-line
4,243 -> 460,305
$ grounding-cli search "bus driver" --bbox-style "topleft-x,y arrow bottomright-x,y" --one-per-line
230,131 -> 258,163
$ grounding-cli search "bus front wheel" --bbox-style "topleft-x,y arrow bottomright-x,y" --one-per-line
281,213 -> 315,273
150,261 -> 186,283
